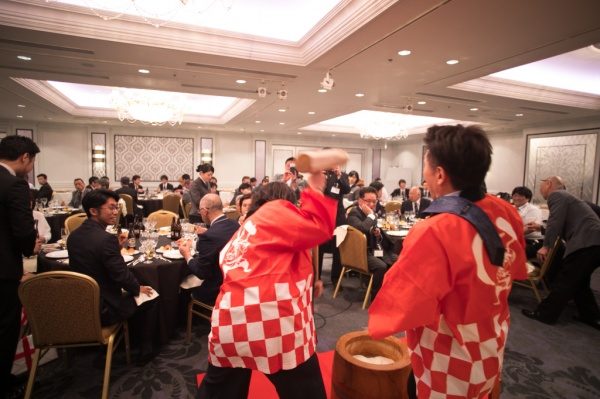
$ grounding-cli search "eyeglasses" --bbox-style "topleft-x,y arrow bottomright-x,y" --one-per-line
99,206 -> 119,212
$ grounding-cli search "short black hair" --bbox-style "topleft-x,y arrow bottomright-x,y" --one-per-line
359,186 -> 378,198
196,164 -> 214,173
246,182 -> 296,219
210,181 -> 218,189
120,176 -> 130,185
132,175 -> 141,181
511,186 -> 533,201
239,182 -> 252,191
74,178 -> 84,184
399,179 -> 406,185
0,135 -> 40,161
424,124 -> 491,191
37,173 -> 47,179
369,181 -> 384,191
285,157 -> 296,164
89,176 -> 99,185
82,189 -> 119,217
348,170 -> 360,180
237,193 -> 252,208
99,177 -> 110,189
182,173 -> 191,180
250,177 -> 257,183
160,175 -> 168,180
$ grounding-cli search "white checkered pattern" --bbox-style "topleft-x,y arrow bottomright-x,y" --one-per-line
208,275 -> 315,374
408,315 -> 508,399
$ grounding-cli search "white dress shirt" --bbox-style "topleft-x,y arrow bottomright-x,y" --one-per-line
517,202 -> 543,239
33,210 -> 52,243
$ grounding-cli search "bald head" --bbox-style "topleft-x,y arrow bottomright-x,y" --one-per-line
408,186 -> 421,202
200,193 -> 223,212
540,175 -> 566,199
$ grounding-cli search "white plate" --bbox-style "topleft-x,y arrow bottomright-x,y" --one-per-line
156,246 -> 172,254
46,250 -> 69,259
163,249 -> 183,259
122,255 -> 134,263
121,250 -> 140,256
386,230 -> 409,237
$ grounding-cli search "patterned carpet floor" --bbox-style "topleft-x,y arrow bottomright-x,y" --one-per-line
24,266 -> 600,398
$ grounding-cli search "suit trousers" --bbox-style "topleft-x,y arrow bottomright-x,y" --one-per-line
367,255 -> 387,300
537,245 -> 600,323
0,280 -> 21,393
318,237 -> 342,285
197,353 -> 326,399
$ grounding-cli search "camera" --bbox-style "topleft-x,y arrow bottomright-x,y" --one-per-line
289,166 -> 298,177
257,87 -> 268,98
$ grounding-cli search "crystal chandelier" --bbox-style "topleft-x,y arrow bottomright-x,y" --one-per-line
359,114 -> 409,140
111,88 -> 185,126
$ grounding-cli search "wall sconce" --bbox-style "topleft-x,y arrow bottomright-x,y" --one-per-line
201,137 -> 213,165
91,132 -> 107,177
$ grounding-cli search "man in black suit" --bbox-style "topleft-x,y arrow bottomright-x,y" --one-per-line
130,174 -> 145,194
82,176 -> 100,198
115,176 -> 142,219
68,189 -> 158,359
35,173 -> 53,202
179,193 -> 239,305
347,186 -> 395,300
158,174 -> 174,192
0,135 -> 41,397
390,179 -> 410,201
400,186 -> 432,218
68,178 -> 86,208
189,164 -> 214,224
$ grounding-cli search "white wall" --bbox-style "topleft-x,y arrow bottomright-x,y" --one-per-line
486,131 -> 527,193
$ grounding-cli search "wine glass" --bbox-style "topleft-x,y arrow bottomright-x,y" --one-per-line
40,198 -> 48,209
60,228 -> 68,249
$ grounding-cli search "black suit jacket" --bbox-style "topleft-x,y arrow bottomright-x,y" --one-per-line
158,183 -> 174,192
36,182 -> 53,202
324,171 -> 351,227
347,207 -> 394,255
115,186 -> 139,202
187,215 -> 239,304
390,187 -> 409,200
0,166 -> 37,280
67,218 -> 140,324
400,197 -> 432,218
69,189 -> 84,208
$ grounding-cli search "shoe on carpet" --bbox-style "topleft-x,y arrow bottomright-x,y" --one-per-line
521,309 -> 555,325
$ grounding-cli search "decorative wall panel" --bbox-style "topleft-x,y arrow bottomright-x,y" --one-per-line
114,135 -> 194,182
526,130 -> 598,203
91,132 -> 106,177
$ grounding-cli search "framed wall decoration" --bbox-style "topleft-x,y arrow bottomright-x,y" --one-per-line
525,129 -> 599,203
114,135 -> 194,182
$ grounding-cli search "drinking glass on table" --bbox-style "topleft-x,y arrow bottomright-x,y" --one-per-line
41,198 -> 48,209
60,228 -> 68,249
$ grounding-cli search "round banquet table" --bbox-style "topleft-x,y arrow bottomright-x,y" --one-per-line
37,235 -> 191,344
137,198 -> 163,216
44,209 -> 83,243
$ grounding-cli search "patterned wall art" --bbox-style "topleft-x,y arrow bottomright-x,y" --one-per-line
525,129 -> 599,204
114,135 -> 194,182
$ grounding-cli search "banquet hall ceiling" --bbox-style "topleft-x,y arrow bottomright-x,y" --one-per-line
0,0 -> 599,138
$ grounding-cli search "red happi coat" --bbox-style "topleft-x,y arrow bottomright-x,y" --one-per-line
369,194 -> 527,399
208,188 -> 337,374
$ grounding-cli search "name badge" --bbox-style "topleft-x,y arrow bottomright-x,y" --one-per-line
330,186 -> 340,194
374,249 -> 384,257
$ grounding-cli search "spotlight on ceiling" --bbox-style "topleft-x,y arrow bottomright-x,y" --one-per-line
277,89 -> 288,100
320,71 -> 335,91
257,87 -> 268,98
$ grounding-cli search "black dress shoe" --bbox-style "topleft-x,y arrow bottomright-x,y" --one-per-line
521,309 -> 555,325
573,315 -> 600,331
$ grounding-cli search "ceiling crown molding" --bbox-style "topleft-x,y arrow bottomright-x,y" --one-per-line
1,0 -> 396,66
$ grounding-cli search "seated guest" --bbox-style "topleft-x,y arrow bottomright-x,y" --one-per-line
260,176 -> 269,186
229,182 -> 252,206
209,181 -> 218,195
373,177 -> 389,202
35,173 -> 53,202
249,177 -> 257,190
237,193 -> 252,224
420,180 -> 431,198
130,174 -> 145,194
174,174 -> 191,194
98,176 -> 110,190
69,178 -> 86,208
512,186 -> 544,258
83,176 -> 100,197
400,186 -> 431,218
68,189 -> 158,360
179,194 -> 239,305
368,181 -> 386,217
347,186 -> 396,300
345,170 -> 361,201
29,191 -> 51,243
390,179 -> 409,201
157,175 -> 174,192
115,176 -> 142,218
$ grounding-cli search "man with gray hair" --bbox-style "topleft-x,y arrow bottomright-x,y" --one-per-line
522,176 -> 600,330
179,194 -> 239,305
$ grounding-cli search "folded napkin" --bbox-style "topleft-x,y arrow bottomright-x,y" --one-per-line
334,225 -> 350,247
180,274 -> 204,290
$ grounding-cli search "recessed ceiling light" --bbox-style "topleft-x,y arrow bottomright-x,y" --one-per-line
16,115 -> 23,118
17,55 -> 31,61
318,89 -> 327,93
197,126 -> 203,129
279,122 -> 285,125
398,50 -> 411,56
297,132 -> 302,135
138,69 -> 150,74
355,93 -> 365,97
17,104 -> 26,108
260,129 -> 265,132
236,79 -> 247,84
417,101 -> 427,105
515,113 -> 524,117
446,59 -> 459,65
102,120 -> 108,124
308,111 -> 316,115
255,120 -> 261,124
278,108 -> 286,112
470,107 -> 479,111
331,134 -> 336,137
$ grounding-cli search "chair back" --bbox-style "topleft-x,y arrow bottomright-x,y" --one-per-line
183,202 -> 192,219
64,213 -> 87,235
225,209 -> 240,221
538,236 -> 565,278
18,271 -> 104,347
338,226 -> 369,274
119,194 -> 134,216
148,210 -> 178,228
385,201 -> 402,214
162,194 -> 181,215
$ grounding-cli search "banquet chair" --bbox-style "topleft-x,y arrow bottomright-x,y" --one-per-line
514,236 -> 565,302
148,210 -> 178,229
384,201 -> 402,214
333,226 -> 373,309
162,194 -> 181,215
183,201 -> 192,219
119,193 -> 134,219
186,295 -> 213,343
225,209 -> 240,221
18,271 -> 131,399
64,212 -> 87,234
